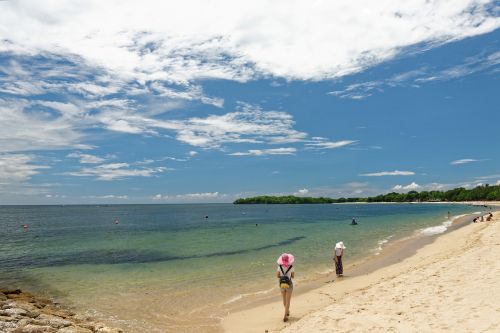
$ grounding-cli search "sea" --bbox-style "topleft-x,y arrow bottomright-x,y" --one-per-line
0,203 -> 486,332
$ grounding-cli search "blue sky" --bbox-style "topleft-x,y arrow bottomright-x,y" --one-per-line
0,1 -> 499,204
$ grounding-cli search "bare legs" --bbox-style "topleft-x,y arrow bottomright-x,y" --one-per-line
280,289 -> 293,321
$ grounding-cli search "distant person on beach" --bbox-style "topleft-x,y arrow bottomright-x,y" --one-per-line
276,253 -> 294,322
351,218 -> 358,225
334,242 -> 346,277
486,213 -> 493,221
480,215 -> 484,222
473,217 -> 478,223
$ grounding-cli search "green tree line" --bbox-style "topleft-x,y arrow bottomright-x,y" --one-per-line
233,184 -> 500,204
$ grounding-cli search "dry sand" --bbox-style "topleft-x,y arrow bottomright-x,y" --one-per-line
222,211 -> 499,333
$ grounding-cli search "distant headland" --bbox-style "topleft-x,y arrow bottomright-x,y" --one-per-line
233,184 -> 500,204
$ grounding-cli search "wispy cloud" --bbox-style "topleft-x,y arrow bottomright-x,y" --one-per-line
83,195 -> 129,200
153,191 -> 224,202
0,154 -> 48,184
230,147 -> 296,156
329,50 -> 500,99
306,138 -> 357,149
66,162 -> 169,181
150,103 -> 307,148
0,98 -> 90,153
67,152 -> 106,164
360,170 -> 415,177
450,158 -> 479,165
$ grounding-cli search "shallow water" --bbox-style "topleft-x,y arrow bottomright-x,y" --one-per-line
0,203 -> 483,332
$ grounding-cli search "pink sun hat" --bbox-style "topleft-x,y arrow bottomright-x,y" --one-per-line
277,253 -> 295,267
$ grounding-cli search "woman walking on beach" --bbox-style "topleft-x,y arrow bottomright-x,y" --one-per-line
334,241 -> 345,277
277,253 -> 294,322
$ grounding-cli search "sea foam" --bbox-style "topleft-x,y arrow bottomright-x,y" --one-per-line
374,235 -> 394,255
419,213 -> 473,236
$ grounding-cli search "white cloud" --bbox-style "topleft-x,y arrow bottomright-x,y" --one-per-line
450,158 -> 479,165
176,192 -> 220,199
0,98 -> 90,153
329,50 -> 500,99
360,170 -> 415,176
0,154 -> 48,184
153,194 -> 165,200
151,103 -> 307,148
392,182 -> 421,191
475,174 -> 500,181
188,151 -> 198,157
153,191 -> 224,202
83,194 -> 129,199
66,162 -> 168,181
67,152 -> 106,164
306,139 -> 357,149
1,1 -> 498,82
294,188 -> 309,196
230,147 -> 296,156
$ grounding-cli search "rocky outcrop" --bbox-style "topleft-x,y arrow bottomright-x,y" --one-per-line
0,289 -> 123,333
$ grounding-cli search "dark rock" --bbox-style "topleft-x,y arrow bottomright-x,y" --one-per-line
1,288 -> 22,295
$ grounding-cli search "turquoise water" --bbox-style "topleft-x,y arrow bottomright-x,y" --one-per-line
0,203 -> 481,332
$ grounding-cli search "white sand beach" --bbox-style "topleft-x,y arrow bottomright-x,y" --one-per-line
222,211 -> 500,332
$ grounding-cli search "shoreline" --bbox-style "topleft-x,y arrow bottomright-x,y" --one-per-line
221,209 -> 498,332
1,205 -> 496,332
219,210 -> 483,315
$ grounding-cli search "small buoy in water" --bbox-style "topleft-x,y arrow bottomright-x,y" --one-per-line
255,223 -> 259,226
204,215 -> 209,219
23,224 -> 29,229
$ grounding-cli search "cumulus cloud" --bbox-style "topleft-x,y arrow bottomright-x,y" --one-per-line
450,158 -> 479,165
66,162 -> 168,181
360,170 -> 415,176
230,147 -> 297,156
1,1 -> 498,82
392,182 -> 422,191
294,188 -> 309,196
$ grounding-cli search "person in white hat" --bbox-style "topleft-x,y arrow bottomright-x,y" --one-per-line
334,241 -> 346,277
